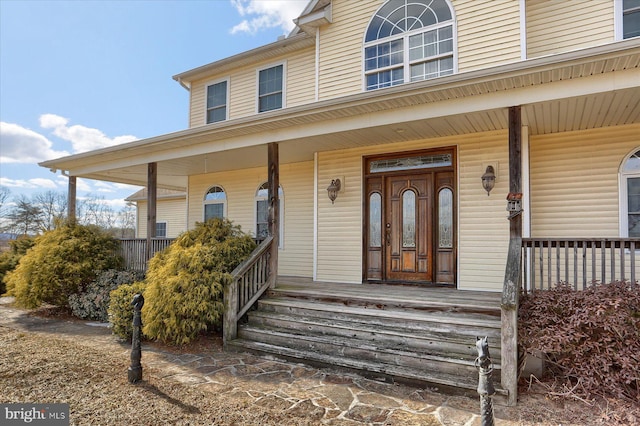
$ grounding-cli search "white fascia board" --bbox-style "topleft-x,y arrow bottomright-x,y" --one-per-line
296,4 -> 332,27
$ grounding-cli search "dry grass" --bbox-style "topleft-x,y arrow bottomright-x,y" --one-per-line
1,311 -> 637,425
0,327 -> 314,425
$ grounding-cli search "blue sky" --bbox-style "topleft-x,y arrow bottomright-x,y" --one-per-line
0,0 -> 308,210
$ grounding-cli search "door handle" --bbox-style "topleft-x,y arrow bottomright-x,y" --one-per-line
386,223 -> 391,246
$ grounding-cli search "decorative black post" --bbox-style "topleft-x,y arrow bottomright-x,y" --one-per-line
475,336 -> 495,426
128,293 -> 144,383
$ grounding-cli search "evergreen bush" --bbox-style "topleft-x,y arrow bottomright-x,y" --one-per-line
108,280 -> 147,340
69,269 -> 144,321
142,218 -> 256,345
4,223 -> 122,308
0,236 -> 36,295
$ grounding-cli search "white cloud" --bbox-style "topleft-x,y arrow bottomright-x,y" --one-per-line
0,177 -> 59,190
39,113 -> 138,153
0,122 -> 70,163
75,178 -> 92,192
230,0 -> 308,34
94,181 -> 117,193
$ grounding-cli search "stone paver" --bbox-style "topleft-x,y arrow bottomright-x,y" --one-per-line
0,299 -> 522,425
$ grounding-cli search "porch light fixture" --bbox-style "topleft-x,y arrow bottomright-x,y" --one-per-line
327,178 -> 341,204
481,165 -> 496,196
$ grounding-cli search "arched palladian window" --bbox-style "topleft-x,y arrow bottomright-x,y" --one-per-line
204,185 -> 226,221
620,149 -> 640,237
255,182 -> 284,245
364,0 -> 455,90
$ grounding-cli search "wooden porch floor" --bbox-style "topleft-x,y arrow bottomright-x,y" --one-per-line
275,276 -> 502,312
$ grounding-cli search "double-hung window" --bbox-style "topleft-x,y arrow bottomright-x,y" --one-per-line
155,221 -> 167,238
206,80 -> 228,124
258,64 -> 284,112
364,0 -> 455,91
623,0 -> 640,39
616,0 -> 640,40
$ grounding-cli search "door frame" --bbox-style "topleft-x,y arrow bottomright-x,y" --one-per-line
362,147 -> 457,286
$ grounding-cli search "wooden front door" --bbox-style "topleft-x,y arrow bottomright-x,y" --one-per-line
364,148 -> 456,285
386,175 -> 433,282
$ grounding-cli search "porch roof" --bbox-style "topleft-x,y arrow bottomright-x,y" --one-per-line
39,39 -> 640,190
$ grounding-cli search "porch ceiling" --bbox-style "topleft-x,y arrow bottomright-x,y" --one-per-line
40,40 -> 640,190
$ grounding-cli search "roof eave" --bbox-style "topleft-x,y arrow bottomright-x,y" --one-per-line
172,33 -> 315,85
40,38 -> 640,172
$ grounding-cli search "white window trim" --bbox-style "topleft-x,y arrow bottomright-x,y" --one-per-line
255,61 -> 287,114
619,148 -> 640,237
361,0 -> 458,91
203,185 -> 227,221
615,0 -> 624,41
204,77 -> 230,125
616,0 -> 640,40
155,221 -> 168,238
254,182 -> 284,249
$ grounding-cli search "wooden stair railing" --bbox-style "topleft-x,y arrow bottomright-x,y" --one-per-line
223,235 -> 273,344
501,235 -> 522,407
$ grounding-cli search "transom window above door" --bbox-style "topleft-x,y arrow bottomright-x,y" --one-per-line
364,0 -> 456,91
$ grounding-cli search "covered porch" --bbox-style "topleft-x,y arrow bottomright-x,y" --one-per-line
41,41 -> 640,406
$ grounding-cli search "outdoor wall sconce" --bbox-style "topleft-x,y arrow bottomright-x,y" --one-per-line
327,178 -> 341,204
481,165 -> 496,196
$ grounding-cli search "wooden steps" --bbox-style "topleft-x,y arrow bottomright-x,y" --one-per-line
226,279 -> 506,399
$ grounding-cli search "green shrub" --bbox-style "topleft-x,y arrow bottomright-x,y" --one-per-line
142,218 -> 256,345
108,281 -> 147,340
0,236 -> 36,295
519,281 -> 640,401
4,223 -> 122,308
69,269 -> 144,321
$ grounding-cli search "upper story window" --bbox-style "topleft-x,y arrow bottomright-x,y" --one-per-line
620,149 -> 640,237
258,64 -> 284,112
204,185 -> 226,221
364,0 -> 455,91
206,80 -> 228,124
616,0 -> 640,40
623,0 -> 640,39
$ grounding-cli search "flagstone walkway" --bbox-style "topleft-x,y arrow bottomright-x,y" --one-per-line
0,298 -> 522,425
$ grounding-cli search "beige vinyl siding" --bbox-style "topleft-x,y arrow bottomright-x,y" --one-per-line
317,130 -> 511,290
317,0 -> 378,100
316,0 -> 522,101
188,161 -> 314,277
526,0 -> 613,59
135,198 -> 187,238
189,80 -> 206,128
284,47 -> 316,108
529,124 -> 640,238
189,48 -> 315,127
456,0 -> 521,72
528,125 -> 640,288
